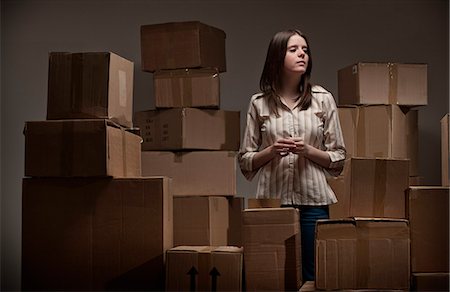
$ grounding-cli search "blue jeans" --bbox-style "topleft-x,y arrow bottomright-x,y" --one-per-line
282,204 -> 329,281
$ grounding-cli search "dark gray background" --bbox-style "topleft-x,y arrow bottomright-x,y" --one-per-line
1,0 -> 448,290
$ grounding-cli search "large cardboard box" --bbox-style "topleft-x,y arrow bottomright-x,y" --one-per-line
338,62 -> 427,106
134,108 -> 240,150
22,177 -> 173,291
442,114 -> 449,186
141,151 -> 236,196
327,158 -> 409,219
357,105 -> 407,159
47,52 -> 134,128
173,196 -> 229,246
406,186 -> 449,273
243,208 -> 302,291
315,218 -> 410,290
154,68 -> 220,108
24,120 -> 141,177
411,273 -> 450,291
166,246 -> 243,292
141,21 -> 226,72
337,106 -> 358,158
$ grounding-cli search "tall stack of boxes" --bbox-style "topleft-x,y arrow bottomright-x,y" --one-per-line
22,52 -> 173,291
307,62 -> 449,291
137,21 -> 244,290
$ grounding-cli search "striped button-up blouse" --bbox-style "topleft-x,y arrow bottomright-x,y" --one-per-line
238,85 -> 346,206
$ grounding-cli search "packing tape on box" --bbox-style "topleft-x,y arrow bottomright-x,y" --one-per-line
71,53 -> 84,113
388,63 -> 398,104
121,126 -> 128,176
169,78 -> 182,107
182,76 -> 193,106
61,121 -> 75,176
356,227 -> 371,287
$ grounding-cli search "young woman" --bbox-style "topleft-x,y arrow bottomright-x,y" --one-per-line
238,29 -> 346,281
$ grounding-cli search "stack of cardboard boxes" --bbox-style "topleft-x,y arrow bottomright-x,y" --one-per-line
303,62 -> 449,291
136,21 -> 244,290
22,52 -> 173,291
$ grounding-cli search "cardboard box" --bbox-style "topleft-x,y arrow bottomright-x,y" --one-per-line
227,197 -> 244,247
315,218 -> 410,290
243,208 -> 302,291
47,52 -> 134,128
357,105 -> 408,159
134,108 -> 240,150
407,186 -> 449,273
442,114 -> 449,186
299,281 -> 407,292
22,176 -> 173,291
327,158 -> 409,219
247,198 -> 281,209
141,21 -> 226,72
337,106 -> 358,158
173,196 -> 229,246
411,273 -> 450,291
141,151 -> 236,196
409,176 -> 424,186
166,246 -> 243,291
338,62 -> 427,106
24,120 -> 142,177
154,68 -> 220,108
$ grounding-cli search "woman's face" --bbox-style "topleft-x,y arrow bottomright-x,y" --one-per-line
283,34 -> 309,76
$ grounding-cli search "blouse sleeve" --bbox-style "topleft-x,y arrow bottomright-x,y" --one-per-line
322,92 -> 347,176
238,96 -> 261,181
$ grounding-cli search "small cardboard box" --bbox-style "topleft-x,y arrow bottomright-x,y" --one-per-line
407,186 -> 449,273
154,68 -> 220,108
412,273 -> 450,291
47,52 -> 134,128
315,218 -> 410,290
22,176 -> 173,291
327,157 -> 410,219
141,21 -> 226,72
338,62 -> 427,106
134,108 -> 240,150
441,114 -> 449,186
243,208 -> 302,291
141,151 -> 236,196
337,106 -> 358,158
24,120 -> 142,177
173,196 -> 229,246
166,246 -> 243,292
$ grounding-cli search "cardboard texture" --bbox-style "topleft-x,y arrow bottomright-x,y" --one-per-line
247,198 -> 281,209
357,105 -> 407,159
47,52 -> 134,128
134,108 -> 240,150
411,273 -> 450,291
141,21 -> 226,72
327,158 -> 410,219
315,218 -> 410,290
154,68 -> 220,108
338,62 -> 427,106
406,109 -> 419,175
337,106 -> 358,158
173,196 -> 229,246
166,246 -> 243,292
227,197 -> 244,247
299,281 -> 408,292
243,208 -> 302,291
406,186 -> 450,273
24,120 -> 142,177
442,114 -> 449,186
141,151 -> 237,196
22,177 -> 173,291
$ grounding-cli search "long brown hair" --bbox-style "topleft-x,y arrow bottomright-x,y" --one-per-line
259,29 -> 313,115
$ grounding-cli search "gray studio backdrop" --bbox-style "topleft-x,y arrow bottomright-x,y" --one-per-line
1,0 -> 448,290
